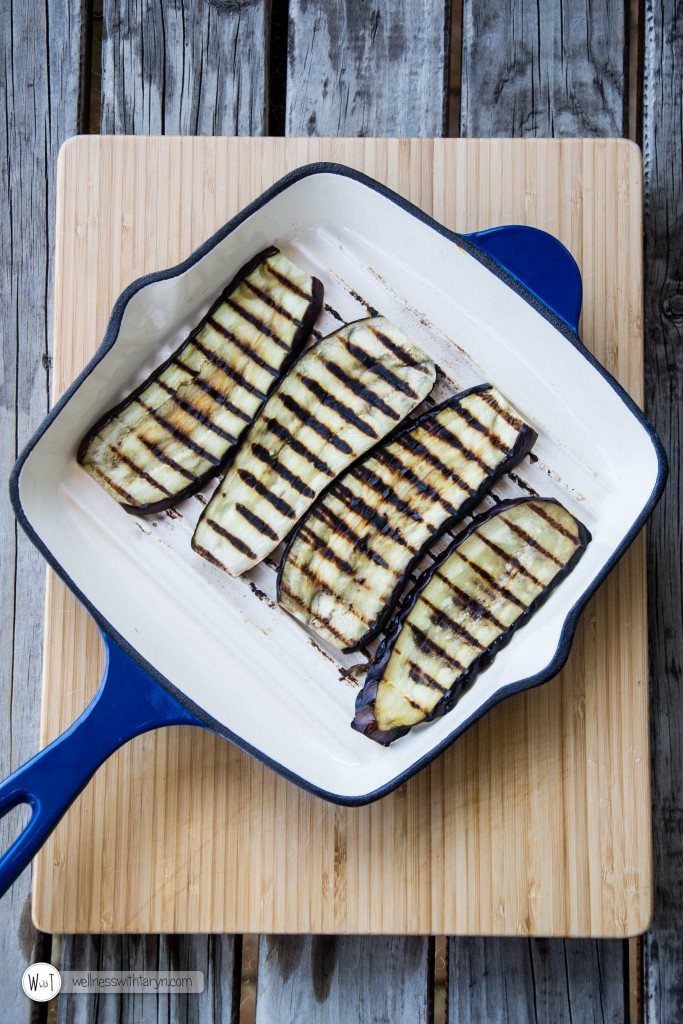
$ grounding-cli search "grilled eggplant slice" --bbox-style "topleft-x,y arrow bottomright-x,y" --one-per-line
353,497 -> 590,745
278,384 -> 537,651
78,248 -> 323,514
192,316 -> 437,575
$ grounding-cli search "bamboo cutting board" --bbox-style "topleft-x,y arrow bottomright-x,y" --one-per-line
34,137 -> 650,936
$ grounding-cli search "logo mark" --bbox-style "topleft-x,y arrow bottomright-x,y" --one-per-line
22,963 -> 62,1002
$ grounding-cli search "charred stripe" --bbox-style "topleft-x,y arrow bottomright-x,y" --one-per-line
235,503 -> 279,541
282,588 -> 357,644
138,437 -> 196,481
156,380 -> 239,444
301,374 -> 380,438
403,660 -> 450,696
264,417 -> 334,476
204,519 -> 258,560
330,481 -> 413,550
308,503 -> 392,569
225,298 -> 290,351
527,502 -> 579,541
419,602 -> 486,652
264,263 -> 312,301
297,525 -> 354,574
110,445 -> 171,496
455,404 -> 511,454
352,464 -> 433,529
191,376 -> 253,423
395,432 -> 475,493
373,449 -> 460,517
192,339 -> 269,400
478,388 -> 524,429
237,469 -> 297,518
88,463 -> 139,504
251,444 -> 316,497
429,578 -> 508,631
499,515 -> 565,566
422,416 -> 494,475
368,326 -> 430,373
242,278 -> 303,326
478,532 -> 546,587
322,359 -> 402,420
207,316 -> 280,376
457,552 -> 528,610
137,401 -> 221,466
345,341 -> 419,398
279,393 -> 354,454
406,622 -> 466,669
284,557 -> 369,616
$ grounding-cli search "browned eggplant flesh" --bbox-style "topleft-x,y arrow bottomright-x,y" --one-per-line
278,384 -> 537,651
192,316 -> 437,575
78,248 -> 323,513
353,497 -> 591,744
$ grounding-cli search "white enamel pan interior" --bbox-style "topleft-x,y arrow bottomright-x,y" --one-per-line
12,164 -> 667,803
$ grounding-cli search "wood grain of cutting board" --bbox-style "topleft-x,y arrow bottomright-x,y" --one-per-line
34,137 -> 650,936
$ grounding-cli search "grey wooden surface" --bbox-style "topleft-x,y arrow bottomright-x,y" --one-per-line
56,935 -> 242,1024
449,938 -> 626,1023
460,0 -> 628,137
1,0 -> 681,1021
101,0 -> 272,135
0,1 -> 88,1022
255,937 -> 432,1024
285,0 -> 451,137
641,0 -> 683,1021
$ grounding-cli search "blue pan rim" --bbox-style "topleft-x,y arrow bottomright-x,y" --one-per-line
9,159 -> 668,807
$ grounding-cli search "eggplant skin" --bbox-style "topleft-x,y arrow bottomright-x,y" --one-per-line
352,497 -> 591,745
78,248 -> 323,515
277,384 -> 537,652
192,316 -> 437,576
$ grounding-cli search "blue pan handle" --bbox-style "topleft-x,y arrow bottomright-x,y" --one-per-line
465,225 -> 583,333
0,633 -> 204,898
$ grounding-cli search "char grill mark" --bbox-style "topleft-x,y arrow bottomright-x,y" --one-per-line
321,359 -> 402,420
191,338 -> 269,401
264,417 -> 334,476
155,380 -> 239,445
207,317 -> 280,376
279,393 -> 354,455
300,375 -> 381,438
225,297 -> 290,350
138,437 -> 196,481
137,400 -> 222,466
242,278 -> 303,325
237,469 -> 297,518
345,341 -> 419,398
110,445 -> 171,497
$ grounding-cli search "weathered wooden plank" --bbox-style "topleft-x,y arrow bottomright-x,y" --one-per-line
449,938 -> 626,1022
100,0 -> 272,135
285,0 -> 451,137
642,1 -> 683,1021
455,0 -> 631,1017
461,0 -> 628,137
0,0 -> 88,1019
55,935 -> 242,1024
255,936 -> 432,1024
